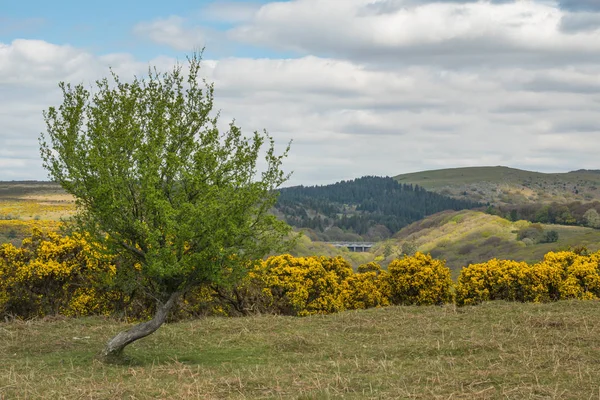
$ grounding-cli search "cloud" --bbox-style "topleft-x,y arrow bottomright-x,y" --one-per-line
133,16 -> 207,51
560,11 -> 600,33
558,0 -> 600,12
0,40 -> 177,181
4,0 -> 600,188
226,0 -> 600,68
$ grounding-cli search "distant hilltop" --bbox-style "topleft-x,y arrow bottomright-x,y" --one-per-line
569,169 -> 600,174
394,166 -> 600,206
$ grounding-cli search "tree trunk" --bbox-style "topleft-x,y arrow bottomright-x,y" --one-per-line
101,291 -> 180,360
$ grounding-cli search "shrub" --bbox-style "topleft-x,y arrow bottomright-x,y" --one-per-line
455,259 -> 563,306
386,252 -> 453,305
0,228 -> 118,318
250,254 -> 353,316
541,230 -> 559,243
341,262 -> 391,310
516,223 -> 543,242
458,243 -> 476,255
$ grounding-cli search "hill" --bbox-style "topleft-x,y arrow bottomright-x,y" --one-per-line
372,209 -> 600,272
394,166 -> 600,205
2,301 -> 600,398
276,176 -> 481,241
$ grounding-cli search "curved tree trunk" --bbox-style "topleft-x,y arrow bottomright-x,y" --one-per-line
101,291 -> 180,360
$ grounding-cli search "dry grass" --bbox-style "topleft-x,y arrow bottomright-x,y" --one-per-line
2,301 -> 600,399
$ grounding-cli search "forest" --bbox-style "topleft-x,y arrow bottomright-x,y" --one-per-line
276,176 -> 482,241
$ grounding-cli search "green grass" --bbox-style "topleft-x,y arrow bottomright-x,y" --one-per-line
2,301 -> 600,398
394,166 -> 600,205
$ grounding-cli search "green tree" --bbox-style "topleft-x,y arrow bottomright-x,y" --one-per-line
583,208 -> 600,229
40,54 -> 292,360
541,230 -> 559,243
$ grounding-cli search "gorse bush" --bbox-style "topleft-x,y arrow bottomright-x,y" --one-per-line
0,228 -> 117,318
341,262 -> 391,310
250,254 -> 353,316
455,259 -> 562,306
3,230 -> 600,320
387,252 -> 454,305
456,251 -> 600,305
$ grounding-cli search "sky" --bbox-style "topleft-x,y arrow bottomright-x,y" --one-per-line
2,0 -> 600,186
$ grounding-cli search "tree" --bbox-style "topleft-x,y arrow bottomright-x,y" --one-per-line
583,208 -> 600,229
541,230 -> 559,243
40,54 -> 292,360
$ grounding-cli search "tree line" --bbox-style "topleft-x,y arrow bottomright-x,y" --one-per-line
489,201 -> 600,229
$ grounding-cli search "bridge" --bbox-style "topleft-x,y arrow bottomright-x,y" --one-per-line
326,242 -> 375,252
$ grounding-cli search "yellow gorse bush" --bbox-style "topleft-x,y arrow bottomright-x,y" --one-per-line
340,262 -> 391,310
251,254 -> 354,316
455,259 -> 562,306
0,228 -> 117,317
3,229 -> 600,319
387,252 -> 454,305
456,251 -> 600,305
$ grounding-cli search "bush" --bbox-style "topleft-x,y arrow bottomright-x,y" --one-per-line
516,223 -> 543,243
4,230 -> 600,318
458,243 -> 476,255
341,262 -> 391,310
541,230 -> 559,243
386,252 -> 453,305
0,228 -> 118,318
455,259 -> 562,306
250,254 -> 353,316
543,251 -> 600,300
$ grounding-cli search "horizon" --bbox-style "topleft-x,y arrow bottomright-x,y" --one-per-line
3,165 -> 600,188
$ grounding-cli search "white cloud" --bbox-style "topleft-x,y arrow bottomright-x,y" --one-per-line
229,0 -> 600,67
3,0 -> 600,185
133,16 -> 207,51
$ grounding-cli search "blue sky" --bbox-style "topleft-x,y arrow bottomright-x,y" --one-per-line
2,0 -> 600,184
1,0 -> 286,59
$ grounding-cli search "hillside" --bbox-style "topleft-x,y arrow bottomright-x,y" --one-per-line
394,166 -> 600,205
276,176 -> 481,241
372,209 -> 600,272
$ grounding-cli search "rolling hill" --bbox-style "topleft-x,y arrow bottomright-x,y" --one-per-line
371,209 -> 600,273
394,166 -> 600,205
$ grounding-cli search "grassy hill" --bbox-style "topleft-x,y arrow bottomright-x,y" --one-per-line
372,209 -> 600,273
394,166 -> 600,205
2,301 -> 600,398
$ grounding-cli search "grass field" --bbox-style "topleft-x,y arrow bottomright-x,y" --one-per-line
394,166 -> 600,205
1,301 -> 600,399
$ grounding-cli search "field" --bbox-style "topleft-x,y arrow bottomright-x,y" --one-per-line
394,166 -> 600,205
1,301 -> 600,399
0,182 -> 75,244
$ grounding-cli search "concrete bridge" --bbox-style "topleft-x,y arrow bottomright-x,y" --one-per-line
326,242 -> 375,252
